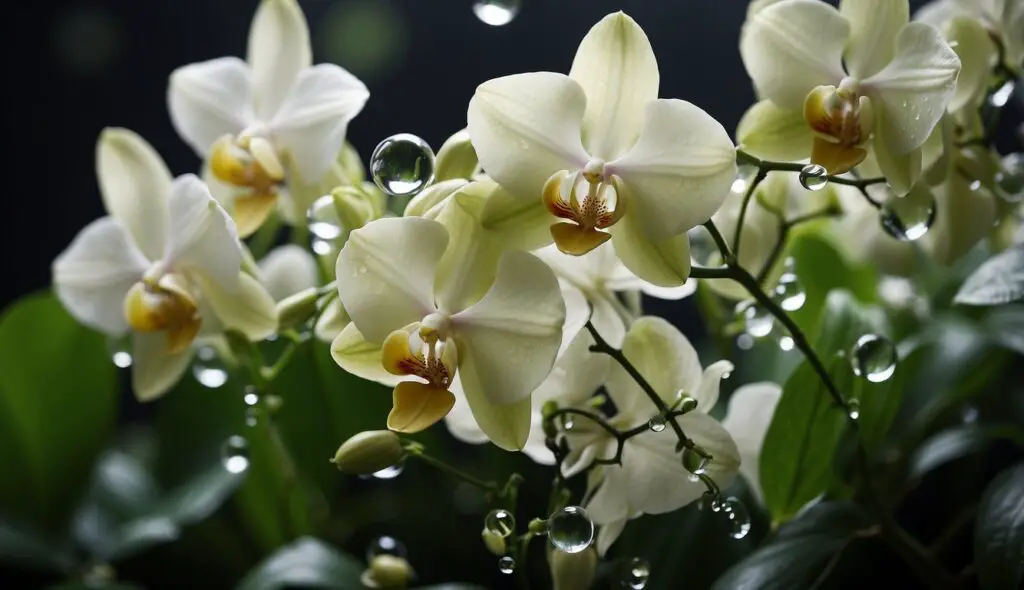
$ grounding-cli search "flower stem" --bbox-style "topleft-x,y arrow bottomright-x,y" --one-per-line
403,443 -> 498,492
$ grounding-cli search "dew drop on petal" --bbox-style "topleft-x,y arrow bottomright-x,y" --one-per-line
193,346 -> 228,388
221,435 -> 250,473
367,535 -> 407,561
879,192 -> 936,242
798,164 -> 828,191
307,195 -> 344,241
619,557 -> 650,589
473,0 -> 521,26
498,555 -> 515,574
484,509 -> 516,538
370,458 -> 405,480
370,134 -> 435,197
722,497 -> 752,540
547,506 -> 594,554
850,334 -> 897,383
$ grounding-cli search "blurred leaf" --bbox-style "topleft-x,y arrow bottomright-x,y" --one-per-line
955,244 -> 1024,305
909,425 -> 1024,479
833,361 -> 905,456
975,463 -> 1024,590
47,583 -> 144,590
0,518 -> 76,573
813,290 -> 888,358
711,502 -> 870,590
235,536 -> 363,590
983,305 -> 1024,354
0,292 -> 118,531
788,232 -> 878,341
760,358 -> 848,524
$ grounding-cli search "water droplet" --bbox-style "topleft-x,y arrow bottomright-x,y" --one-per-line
619,557 -> 650,589
312,238 -> 334,256
722,371 -> 732,380
472,0 -> 521,26
778,335 -> 795,351
243,386 -> 259,407
367,535 -> 407,561
221,435 -> 250,473
648,414 -> 666,431
675,392 -> 698,413
547,506 -> 594,554
736,333 -> 754,350
307,195 -> 344,240
371,458 -> 405,480
850,334 -> 897,383
107,336 -> 132,368
969,179 -> 982,191
989,80 -> 1015,108
996,153 -> 1024,203
193,346 -> 228,388
682,447 -> 709,475
244,408 -> 258,428
498,555 -> 515,574
561,415 -> 575,431
370,134 -> 435,197
773,258 -> 805,311
879,192 -> 936,242
798,164 -> 828,191
722,498 -> 752,540
737,301 -> 773,338
847,398 -> 861,420
701,491 -> 725,512
484,509 -> 516,538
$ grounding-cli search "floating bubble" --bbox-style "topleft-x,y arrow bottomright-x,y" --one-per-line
367,535 -> 407,561
193,346 -> 228,388
473,0 -> 521,26
879,192 -> 936,242
107,336 -> 132,368
722,497 -> 752,539
682,447 -> 709,476
798,164 -> 828,191
498,555 -> 515,574
648,414 -> 667,432
484,509 -> 516,538
737,301 -> 773,338
221,436 -> 250,474
370,134 -> 435,197
850,334 -> 897,383
774,258 -> 805,311
307,195 -> 344,240
547,506 -> 594,554
619,557 -> 650,589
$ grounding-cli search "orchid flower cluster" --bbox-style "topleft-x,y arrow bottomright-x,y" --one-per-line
42,0 -> 1024,588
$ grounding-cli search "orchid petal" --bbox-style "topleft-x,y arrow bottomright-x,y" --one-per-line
457,362 -> 534,451
872,109 -> 924,195
840,0 -> 909,79
165,175 -> 242,292
247,0 -> 311,121
610,207 -> 692,288
315,298 -> 350,343
257,244 -> 318,301
168,58 -> 254,156
198,272 -> 277,342
721,382 -> 782,503
694,360 -> 735,413
131,332 -> 192,402
946,16 -> 997,113
330,322 -> 403,387
736,100 -> 814,163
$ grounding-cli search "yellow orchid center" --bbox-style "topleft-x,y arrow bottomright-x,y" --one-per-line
803,78 -> 874,175
381,315 -> 458,433
123,273 -> 202,355
209,130 -> 286,237
543,159 -> 627,256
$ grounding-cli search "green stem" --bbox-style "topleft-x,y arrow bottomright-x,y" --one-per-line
756,205 -> 843,285
404,444 -> 497,492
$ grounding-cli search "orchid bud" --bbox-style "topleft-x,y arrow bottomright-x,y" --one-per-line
275,287 -> 318,331
331,430 -> 405,475
481,529 -> 506,556
361,555 -> 415,589
549,547 -> 598,590
435,130 -> 479,182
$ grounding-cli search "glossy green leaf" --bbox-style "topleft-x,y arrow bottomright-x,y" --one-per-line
235,536 -> 363,590
975,463 -> 1024,590
910,425 -> 1024,479
983,305 -> 1024,355
0,292 -> 118,531
955,244 -> 1024,306
760,358 -> 849,524
813,290 -> 888,359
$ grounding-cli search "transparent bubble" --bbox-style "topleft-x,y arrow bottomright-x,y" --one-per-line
736,333 -> 755,350
648,414 -> 667,432
243,386 -> 260,407
989,79 -> 1015,108
498,555 -> 515,574
798,164 -> 828,191
370,134 -> 435,197
879,191 -> 936,242
473,0 -> 521,26
773,258 -> 805,311
193,346 -> 228,388
307,195 -> 343,240
847,398 -> 861,420
221,436 -> 250,474
107,336 -> 132,368
619,557 -> 650,589
682,447 -> 709,476
996,153 -> 1024,203
737,301 -> 773,338
484,509 -> 516,538
367,535 -> 407,561
722,497 -> 752,540
547,506 -> 594,554
850,334 -> 897,383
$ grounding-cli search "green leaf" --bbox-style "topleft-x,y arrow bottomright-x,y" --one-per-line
833,359 -> 905,456
711,502 -> 868,590
0,292 -> 118,531
983,305 -> 1024,354
0,518 -> 76,573
975,463 -> 1024,590
235,536 -> 363,590
955,244 -> 1024,305
813,290 -> 888,359
910,425 -> 1024,479
760,358 -> 849,524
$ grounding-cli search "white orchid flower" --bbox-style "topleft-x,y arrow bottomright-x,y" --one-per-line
721,382 -> 782,503
922,146 -> 999,265
739,0 -> 961,193
917,0 -> 1023,86
168,0 -> 369,237
257,244 -> 318,301
446,328 -> 610,465
533,243 -> 695,347
467,12 -> 737,287
567,317 -> 739,555
331,216 -> 566,450
52,129 -> 277,401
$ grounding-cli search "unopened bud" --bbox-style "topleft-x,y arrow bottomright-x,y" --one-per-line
331,430 -> 405,475
331,187 -> 375,234
481,529 -> 506,556
339,141 -> 366,184
435,129 -> 479,181
361,555 -> 415,589
275,287 -> 319,331
549,547 -> 598,590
